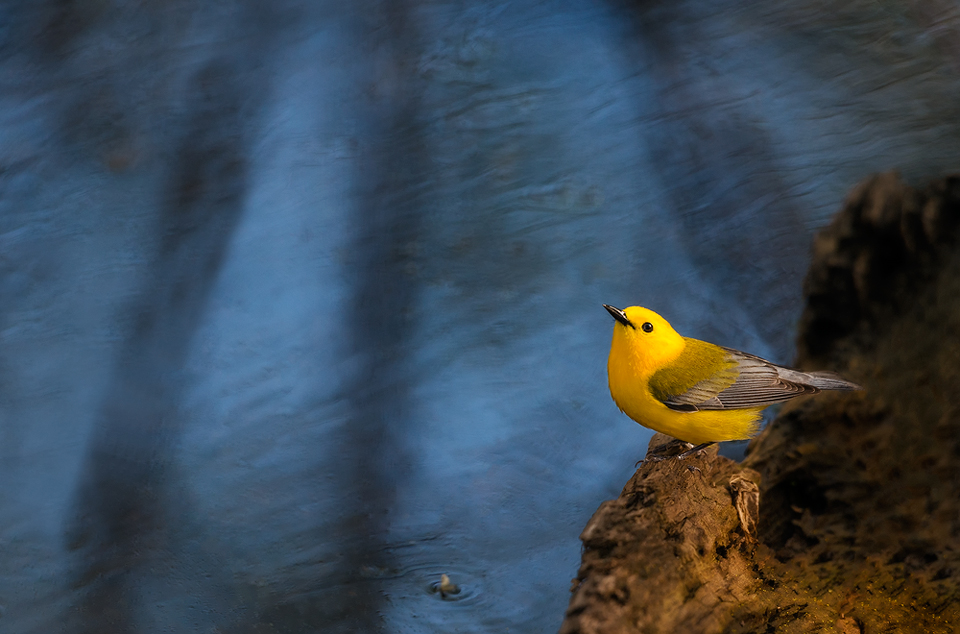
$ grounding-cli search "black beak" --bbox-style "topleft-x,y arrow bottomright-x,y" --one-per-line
603,304 -> 633,328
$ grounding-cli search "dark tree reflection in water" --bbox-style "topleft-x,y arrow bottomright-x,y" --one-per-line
65,58 -> 255,632
1,1 -> 959,632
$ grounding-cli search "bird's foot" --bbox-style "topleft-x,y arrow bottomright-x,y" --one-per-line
636,439 -> 698,467
636,441 -> 715,466
636,455 -> 665,467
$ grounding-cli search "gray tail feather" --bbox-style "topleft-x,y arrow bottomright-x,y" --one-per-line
805,371 -> 862,391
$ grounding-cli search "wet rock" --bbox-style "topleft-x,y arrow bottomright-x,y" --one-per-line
562,173 -> 960,633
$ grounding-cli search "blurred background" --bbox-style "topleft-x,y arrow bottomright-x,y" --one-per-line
1,1 -> 960,632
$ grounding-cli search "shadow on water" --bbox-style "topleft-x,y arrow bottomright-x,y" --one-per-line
62,54 -> 259,634
241,2 -> 428,631
327,3 -> 425,631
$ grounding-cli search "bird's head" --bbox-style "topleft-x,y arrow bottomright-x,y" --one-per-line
603,304 -> 685,367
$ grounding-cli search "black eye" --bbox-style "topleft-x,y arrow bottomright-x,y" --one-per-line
641,322 -> 653,333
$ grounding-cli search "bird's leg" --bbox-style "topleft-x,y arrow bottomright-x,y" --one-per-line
677,442 -> 715,460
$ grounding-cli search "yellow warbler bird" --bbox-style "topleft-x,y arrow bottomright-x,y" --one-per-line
603,304 -> 861,452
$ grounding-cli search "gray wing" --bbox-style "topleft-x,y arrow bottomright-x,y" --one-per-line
662,348 -> 861,412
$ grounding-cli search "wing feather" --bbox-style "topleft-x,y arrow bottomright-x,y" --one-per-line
657,343 -> 861,412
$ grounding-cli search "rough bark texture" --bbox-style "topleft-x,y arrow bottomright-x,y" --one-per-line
561,172 -> 960,634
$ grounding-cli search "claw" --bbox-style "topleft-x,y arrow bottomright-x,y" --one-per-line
636,454 -> 667,467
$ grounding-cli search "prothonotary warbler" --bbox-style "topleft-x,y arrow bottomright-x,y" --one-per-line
603,304 -> 861,454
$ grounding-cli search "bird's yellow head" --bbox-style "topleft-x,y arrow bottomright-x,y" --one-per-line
603,304 -> 686,374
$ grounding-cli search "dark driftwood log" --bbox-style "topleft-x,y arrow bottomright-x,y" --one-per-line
561,172 -> 960,634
